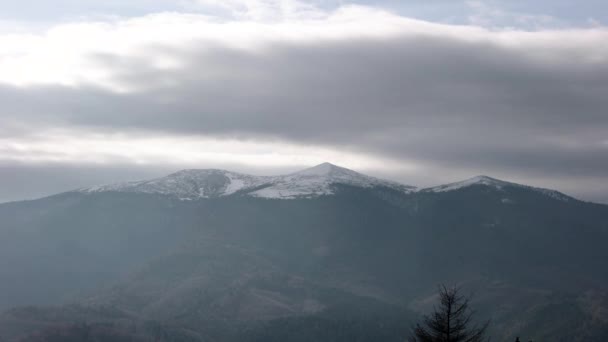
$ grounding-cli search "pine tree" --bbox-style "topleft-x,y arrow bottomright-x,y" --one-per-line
409,285 -> 489,342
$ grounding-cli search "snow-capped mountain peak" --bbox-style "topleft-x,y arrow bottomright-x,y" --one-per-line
422,175 -> 572,201
78,164 -> 573,202
79,163 -> 416,200
426,175 -> 507,192
248,162 -> 416,199
82,169 -> 274,200
291,162 -> 352,177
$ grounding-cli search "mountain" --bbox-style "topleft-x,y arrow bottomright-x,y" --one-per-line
0,163 -> 607,341
421,175 -> 573,202
78,162 -> 416,199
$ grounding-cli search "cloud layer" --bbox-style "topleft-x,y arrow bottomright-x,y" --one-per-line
1,2 -> 608,202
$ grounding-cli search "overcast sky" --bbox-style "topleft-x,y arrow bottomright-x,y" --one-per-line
1,0 -> 607,203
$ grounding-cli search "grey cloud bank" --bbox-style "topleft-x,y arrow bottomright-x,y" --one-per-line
0,4 -> 607,203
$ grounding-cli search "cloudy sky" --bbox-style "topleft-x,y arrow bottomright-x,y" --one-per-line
1,0 -> 607,203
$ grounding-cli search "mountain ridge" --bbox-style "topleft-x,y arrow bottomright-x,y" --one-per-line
77,162 -> 417,200
75,162 -> 578,203
420,175 -> 574,202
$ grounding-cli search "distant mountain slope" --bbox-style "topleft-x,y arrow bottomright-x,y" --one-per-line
0,163 -> 607,341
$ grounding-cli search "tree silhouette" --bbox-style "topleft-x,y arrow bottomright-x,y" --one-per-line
409,285 -> 489,342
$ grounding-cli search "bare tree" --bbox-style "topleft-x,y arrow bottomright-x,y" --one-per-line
409,285 -> 489,342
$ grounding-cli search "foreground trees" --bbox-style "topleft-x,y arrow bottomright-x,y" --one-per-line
409,286 -> 489,342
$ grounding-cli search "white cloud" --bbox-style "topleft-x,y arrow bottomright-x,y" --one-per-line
0,4 -> 606,92
0,6 -> 413,91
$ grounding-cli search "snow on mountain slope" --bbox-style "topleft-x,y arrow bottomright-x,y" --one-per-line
250,162 -> 416,199
82,169 -> 276,200
421,175 -> 573,202
78,165 -> 573,202
79,163 -> 416,200
424,175 -> 509,192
